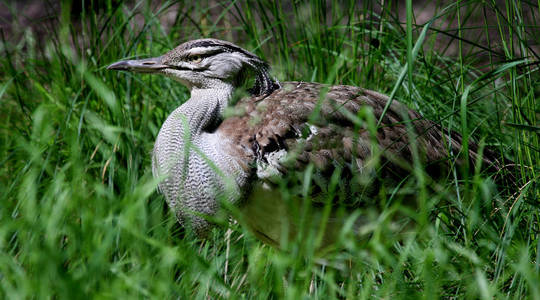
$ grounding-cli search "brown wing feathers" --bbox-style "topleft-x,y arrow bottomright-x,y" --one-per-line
218,81 -> 497,184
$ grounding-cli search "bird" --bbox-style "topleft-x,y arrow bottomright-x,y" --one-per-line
108,38 -> 502,247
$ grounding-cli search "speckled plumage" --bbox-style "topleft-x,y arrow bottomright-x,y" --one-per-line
108,38 -> 500,245
219,81 -> 480,175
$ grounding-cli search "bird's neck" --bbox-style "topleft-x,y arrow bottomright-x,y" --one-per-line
179,84 -> 234,134
152,82 -> 239,234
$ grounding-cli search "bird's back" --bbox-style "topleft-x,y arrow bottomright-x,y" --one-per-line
219,81 -> 496,182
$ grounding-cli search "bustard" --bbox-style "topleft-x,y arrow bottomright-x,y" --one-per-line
108,38 -> 500,246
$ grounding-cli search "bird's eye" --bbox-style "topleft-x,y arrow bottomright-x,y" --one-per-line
190,55 -> 202,63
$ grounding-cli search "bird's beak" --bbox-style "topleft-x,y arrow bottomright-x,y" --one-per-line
107,56 -> 167,73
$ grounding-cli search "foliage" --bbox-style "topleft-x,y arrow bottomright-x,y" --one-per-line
0,0 -> 538,298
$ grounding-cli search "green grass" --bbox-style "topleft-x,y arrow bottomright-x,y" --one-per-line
0,0 -> 538,298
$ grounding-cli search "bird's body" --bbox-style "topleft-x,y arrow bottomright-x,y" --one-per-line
108,38 -> 500,246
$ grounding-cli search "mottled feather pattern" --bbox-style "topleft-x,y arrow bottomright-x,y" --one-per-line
219,81 -> 498,185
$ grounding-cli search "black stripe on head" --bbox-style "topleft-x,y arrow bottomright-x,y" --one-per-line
187,40 -> 222,50
187,40 -> 262,62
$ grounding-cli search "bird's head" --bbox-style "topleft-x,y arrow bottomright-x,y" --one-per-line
108,38 -> 279,96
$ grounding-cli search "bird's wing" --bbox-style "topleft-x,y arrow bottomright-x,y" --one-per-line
219,81 -> 496,197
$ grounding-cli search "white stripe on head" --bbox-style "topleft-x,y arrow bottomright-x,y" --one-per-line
187,46 -> 224,56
